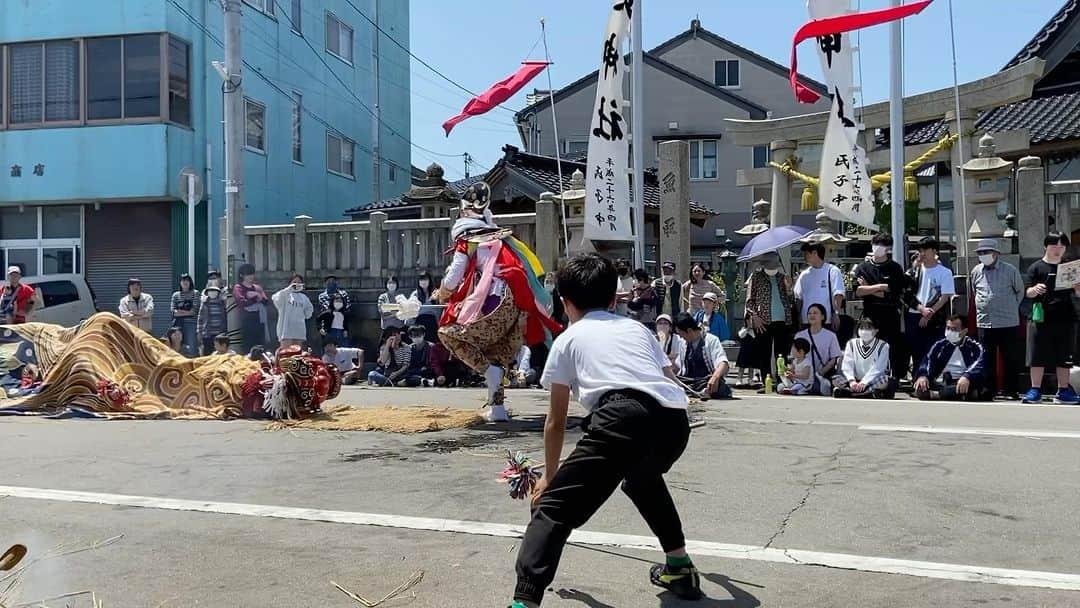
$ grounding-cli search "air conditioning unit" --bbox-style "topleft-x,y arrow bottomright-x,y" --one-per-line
667,121 -> 679,131
714,228 -> 726,238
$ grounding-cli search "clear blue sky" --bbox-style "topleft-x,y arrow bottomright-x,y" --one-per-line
407,0 -> 1063,179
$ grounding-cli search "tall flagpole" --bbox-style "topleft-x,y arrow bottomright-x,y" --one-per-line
541,19 -> 571,254
889,0 -> 906,269
630,1 -> 646,269
948,0 -> 970,270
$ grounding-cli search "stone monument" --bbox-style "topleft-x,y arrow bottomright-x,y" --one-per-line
658,141 -> 692,279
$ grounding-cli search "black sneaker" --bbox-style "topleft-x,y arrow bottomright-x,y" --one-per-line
649,563 -> 702,600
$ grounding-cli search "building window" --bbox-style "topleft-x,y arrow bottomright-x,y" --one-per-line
291,92 -> 302,163
245,98 -> 266,152
326,13 -> 354,63
714,59 -> 740,88
124,34 -> 162,118
389,163 -> 397,183
86,37 -> 123,120
291,0 -> 302,33
167,36 -> 191,126
244,0 -> 275,16
0,206 -> 83,276
689,140 -> 718,180
563,137 -> 589,155
8,40 -> 80,124
753,145 -> 768,169
327,132 -> 355,178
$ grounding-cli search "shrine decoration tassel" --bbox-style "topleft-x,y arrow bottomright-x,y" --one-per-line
498,450 -> 543,500
789,0 -> 934,103
443,61 -> 549,136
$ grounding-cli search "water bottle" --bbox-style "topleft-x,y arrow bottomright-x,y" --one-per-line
764,375 -> 774,395
776,355 -> 787,379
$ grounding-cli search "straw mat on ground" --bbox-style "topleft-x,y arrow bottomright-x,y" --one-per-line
265,405 -> 483,433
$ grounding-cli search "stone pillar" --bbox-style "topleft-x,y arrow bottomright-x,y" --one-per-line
292,215 -> 312,276
946,108 -> 975,258
1016,156 -> 1046,260
769,140 -> 797,228
369,211 -> 387,278
535,192 -> 558,274
658,141 -> 691,280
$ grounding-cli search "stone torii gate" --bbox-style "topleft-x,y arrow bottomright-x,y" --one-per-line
723,59 -> 1045,261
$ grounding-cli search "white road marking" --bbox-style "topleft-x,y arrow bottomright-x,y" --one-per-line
753,394 -> 1080,408
857,425 -> 1080,439
4,485 -> 1080,592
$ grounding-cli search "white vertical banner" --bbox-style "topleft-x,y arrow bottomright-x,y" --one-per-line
585,2 -> 634,242
809,0 -> 877,230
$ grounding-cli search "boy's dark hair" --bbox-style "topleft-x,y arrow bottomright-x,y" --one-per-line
323,339 -> 339,348
917,236 -> 939,251
557,253 -> 617,311
1044,231 -> 1071,248
792,337 -> 811,353
674,312 -> 700,332
408,325 -> 426,337
800,242 -> 826,258
858,316 -> 877,330
213,334 -> 229,345
947,314 -> 968,329
871,233 -> 894,247
632,268 -> 650,282
291,273 -> 305,283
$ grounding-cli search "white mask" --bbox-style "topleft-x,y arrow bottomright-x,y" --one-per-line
419,280 -> 430,289
858,329 -> 875,343
387,283 -> 397,292
662,274 -> 673,282
657,325 -> 670,337
978,253 -> 995,266
945,329 -> 962,344
872,245 -> 888,258
545,282 -> 555,292
207,291 -> 219,300
411,336 -> 424,345
291,283 -> 304,291
763,267 -> 779,276
333,301 -> 344,310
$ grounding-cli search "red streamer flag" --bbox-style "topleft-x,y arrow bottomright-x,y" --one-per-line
790,0 -> 933,103
443,61 -> 550,136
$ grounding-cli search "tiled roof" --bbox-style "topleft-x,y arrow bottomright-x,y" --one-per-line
1002,0 -> 1080,70
347,175 -> 483,214
500,147 -> 716,216
901,91 -> 1080,147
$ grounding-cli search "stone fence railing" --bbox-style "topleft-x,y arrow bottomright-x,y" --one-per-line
237,196 -> 561,286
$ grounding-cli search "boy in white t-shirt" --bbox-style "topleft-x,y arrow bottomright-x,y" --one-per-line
510,253 -> 701,608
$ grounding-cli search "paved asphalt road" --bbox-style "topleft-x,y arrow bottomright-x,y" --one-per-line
3,387 -> 1080,607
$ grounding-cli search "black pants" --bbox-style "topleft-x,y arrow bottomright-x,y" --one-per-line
906,311 -> 942,379
514,391 -> 690,604
916,373 -> 992,402
979,326 -> 1022,396
865,306 -> 907,379
756,321 -> 792,380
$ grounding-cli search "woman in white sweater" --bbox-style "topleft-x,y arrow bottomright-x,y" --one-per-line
834,317 -> 896,399
274,274 -> 314,348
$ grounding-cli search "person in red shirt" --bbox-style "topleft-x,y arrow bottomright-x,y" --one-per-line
1,266 -> 36,324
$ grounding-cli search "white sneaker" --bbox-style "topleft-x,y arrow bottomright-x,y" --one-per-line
482,404 -> 510,422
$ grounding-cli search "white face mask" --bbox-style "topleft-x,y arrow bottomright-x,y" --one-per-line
207,291 -> 220,299
764,267 -> 779,276
291,283 -> 304,291
411,336 -> 424,345
858,329 -> 875,343
545,282 -> 555,292
978,253 -> 995,266
872,245 -> 888,258
662,274 -> 673,282
387,283 -> 397,292
945,329 -> 963,344
419,280 -> 430,289
333,301 -> 344,310
657,324 -> 670,336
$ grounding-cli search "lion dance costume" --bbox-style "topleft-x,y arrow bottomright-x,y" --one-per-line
436,183 -> 562,421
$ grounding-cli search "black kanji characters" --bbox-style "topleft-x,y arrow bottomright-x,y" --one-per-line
818,33 -> 841,69
592,97 -> 625,141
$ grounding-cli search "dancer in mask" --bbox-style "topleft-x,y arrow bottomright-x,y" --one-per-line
833,317 -> 896,398
435,182 -> 562,422
914,315 -> 990,401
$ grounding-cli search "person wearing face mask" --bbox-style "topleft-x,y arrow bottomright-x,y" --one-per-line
398,325 -> 433,386
854,233 -> 911,380
543,273 -> 567,325
233,263 -> 269,353
273,274 -> 314,348
1022,232 -> 1080,404
968,238 -> 1025,400
654,314 -> 686,375
614,258 -> 634,316
833,317 -> 896,399
914,315 -> 990,401
628,268 -> 659,327
197,283 -> 228,355
378,276 -> 406,330
905,237 -> 955,379
318,275 -> 350,314
651,261 -> 682,318
412,271 -> 435,303
743,253 -> 794,385
317,294 -> 350,348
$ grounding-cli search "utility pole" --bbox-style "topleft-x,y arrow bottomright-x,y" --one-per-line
463,153 -> 473,179
889,0 -> 906,269
223,0 -> 246,284
371,0 -> 382,205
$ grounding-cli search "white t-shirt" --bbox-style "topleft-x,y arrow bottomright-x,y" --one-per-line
615,275 -> 635,316
912,263 -> 955,311
324,347 -> 363,372
794,263 -> 845,323
793,327 -> 842,371
941,344 -> 967,381
541,310 -> 688,411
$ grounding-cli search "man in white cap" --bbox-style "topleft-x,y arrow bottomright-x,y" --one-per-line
1,266 -> 36,324
968,238 -> 1025,399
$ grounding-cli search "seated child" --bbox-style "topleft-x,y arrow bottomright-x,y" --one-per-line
833,317 -> 896,399
780,338 -> 814,395
212,334 -> 237,356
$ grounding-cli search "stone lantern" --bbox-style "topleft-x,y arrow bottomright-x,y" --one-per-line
554,168 -> 594,254
735,199 -> 771,235
802,210 -> 851,245
961,133 -> 1014,242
